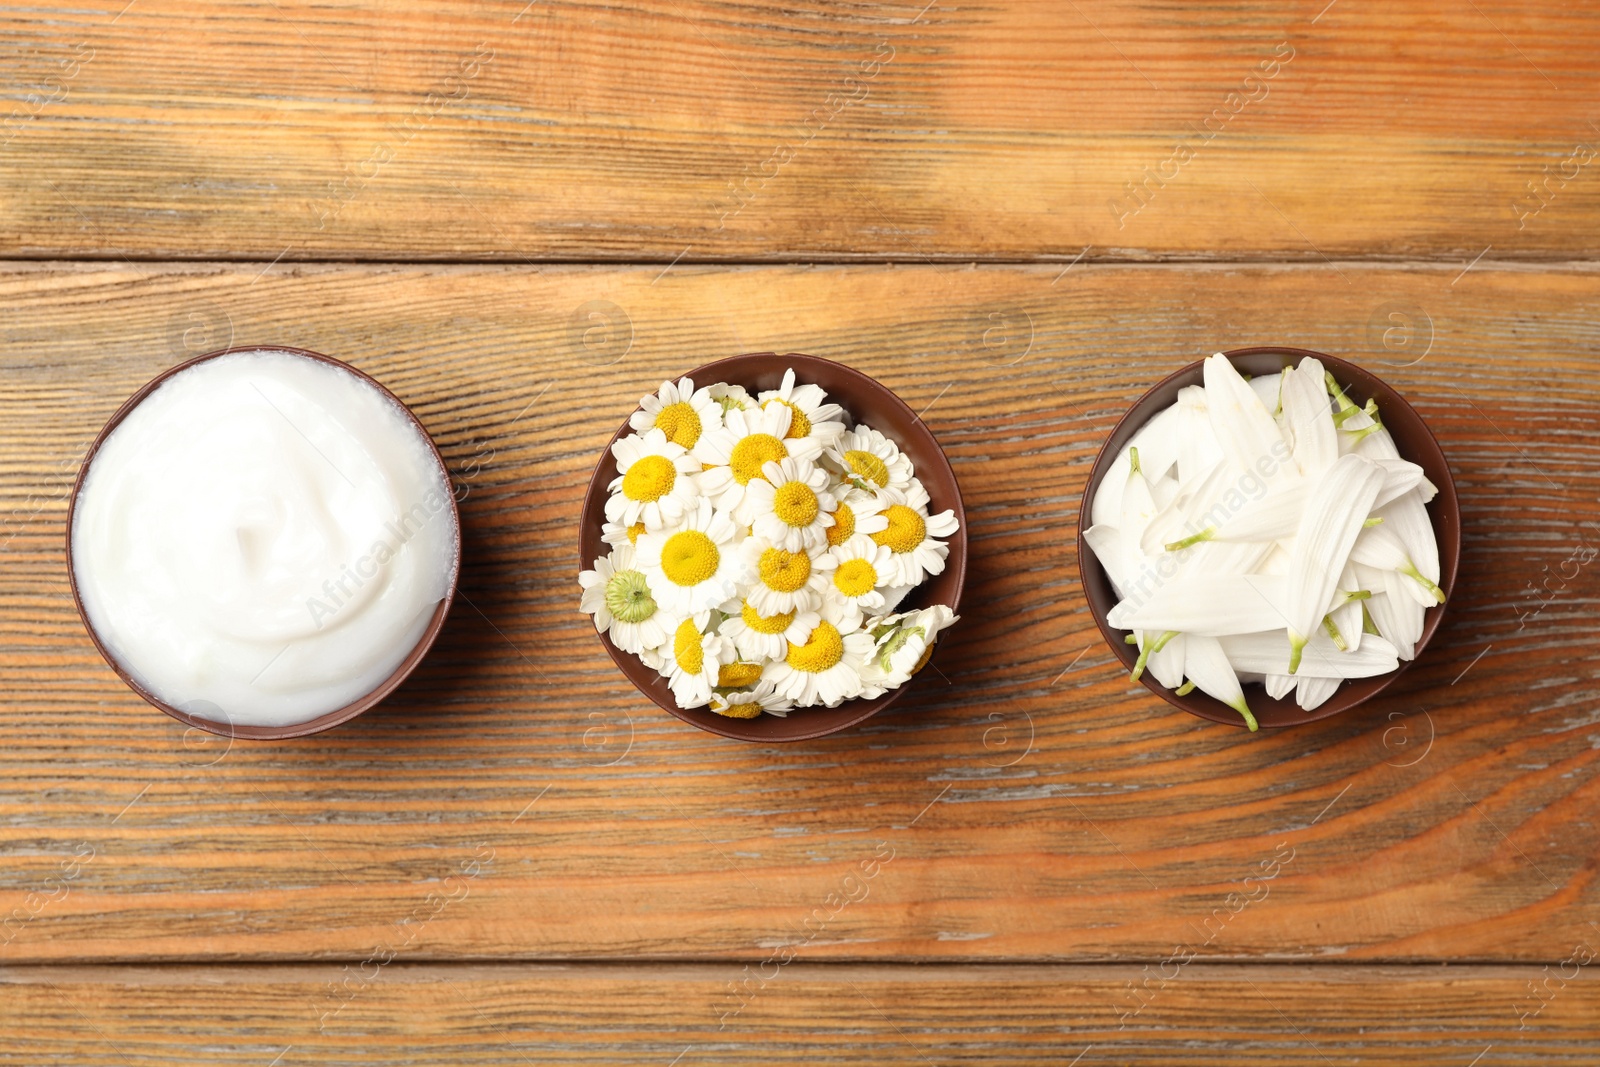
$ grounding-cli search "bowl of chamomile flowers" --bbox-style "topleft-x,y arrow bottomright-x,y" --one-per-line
578,352 -> 967,742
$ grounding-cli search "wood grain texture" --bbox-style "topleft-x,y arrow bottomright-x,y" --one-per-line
4,1 -> 1600,260
4,963 -> 1599,1065
1,262 -> 1597,966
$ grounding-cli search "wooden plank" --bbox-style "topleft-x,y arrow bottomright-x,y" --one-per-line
3,2 -> 1600,260
2,963 -> 1598,1065
0,262 -> 1597,964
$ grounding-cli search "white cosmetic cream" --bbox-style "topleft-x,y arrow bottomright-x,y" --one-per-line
71,349 -> 458,729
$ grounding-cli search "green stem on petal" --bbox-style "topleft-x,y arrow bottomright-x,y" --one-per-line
1325,372 -> 1356,412
1399,560 -> 1447,604
1339,589 -> 1373,605
1287,629 -> 1309,674
1227,693 -> 1260,732
1165,527 -> 1217,552
1129,630 -> 1180,682
1322,613 -> 1348,651
1175,681 -> 1197,696
1129,446 -> 1141,476
1362,603 -> 1381,636
1124,633 -> 1140,644
1362,516 -> 1384,528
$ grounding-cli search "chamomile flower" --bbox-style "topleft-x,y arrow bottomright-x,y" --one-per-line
870,481 -> 959,586
763,599 -> 876,708
710,679 -> 793,719
740,536 -> 822,615
718,598 -> 820,662
830,425 -> 913,494
694,404 -> 823,523
858,605 -> 958,697
606,428 -> 702,531
629,377 -> 724,450
746,457 -> 837,553
601,517 -> 648,550
578,545 -> 671,655
814,534 -> 895,622
660,616 -> 735,709
822,486 -> 889,549
758,367 -> 847,448
707,382 -> 755,416
635,498 -> 749,615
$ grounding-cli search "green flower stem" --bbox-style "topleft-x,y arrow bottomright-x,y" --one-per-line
1287,629 -> 1308,674
1322,613 -> 1348,651
1175,680 -> 1197,696
1129,446 -> 1141,476
1399,560 -> 1447,604
1362,516 -> 1384,528
1165,527 -> 1216,552
1129,630 -> 1179,682
1362,603 -> 1380,636
1227,693 -> 1260,732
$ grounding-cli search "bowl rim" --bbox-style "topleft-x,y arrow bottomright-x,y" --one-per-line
65,344 -> 462,741
578,351 -> 968,742
1075,346 -> 1461,729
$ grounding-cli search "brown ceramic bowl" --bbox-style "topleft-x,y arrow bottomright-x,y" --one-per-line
65,345 -> 461,740
579,352 -> 967,742
1077,347 -> 1461,729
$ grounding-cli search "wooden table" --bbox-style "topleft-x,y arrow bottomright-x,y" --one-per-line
3,2 -> 1599,1063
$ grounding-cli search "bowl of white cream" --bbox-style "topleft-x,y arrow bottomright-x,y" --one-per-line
67,346 -> 460,739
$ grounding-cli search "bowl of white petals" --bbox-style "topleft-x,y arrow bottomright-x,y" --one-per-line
578,353 -> 966,741
1078,347 -> 1460,730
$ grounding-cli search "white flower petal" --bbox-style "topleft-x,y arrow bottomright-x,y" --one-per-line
1218,630 -> 1399,679
1295,674 -> 1341,711
1107,574 -> 1287,636
1284,453 -> 1384,671
1279,356 -> 1337,479
1203,353 -> 1293,488
1184,634 -> 1256,729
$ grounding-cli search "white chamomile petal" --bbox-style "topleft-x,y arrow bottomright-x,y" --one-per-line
746,456 -> 837,553
828,425 -> 914,494
821,486 -> 888,552
692,403 -> 822,524
577,545 -> 670,655
758,367 -> 847,448
601,516 -> 648,551
628,377 -> 725,451
634,498 -> 750,615
1203,353 -> 1295,490
1182,634 -> 1257,731
605,428 -> 703,531
1283,453 -> 1384,673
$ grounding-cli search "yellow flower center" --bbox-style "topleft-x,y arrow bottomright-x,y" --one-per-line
833,558 -> 878,598
673,619 -> 704,674
660,530 -> 719,586
712,698 -> 762,719
786,621 -> 844,673
764,398 -> 812,440
622,454 -> 676,502
729,433 -> 788,484
844,449 -> 890,488
757,547 -> 811,592
717,661 -> 765,688
740,601 -> 795,635
872,504 -> 926,554
825,501 -> 855,547
653,401 -> 703,448
626,521 -> 645,544
772,481 -> 819,528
